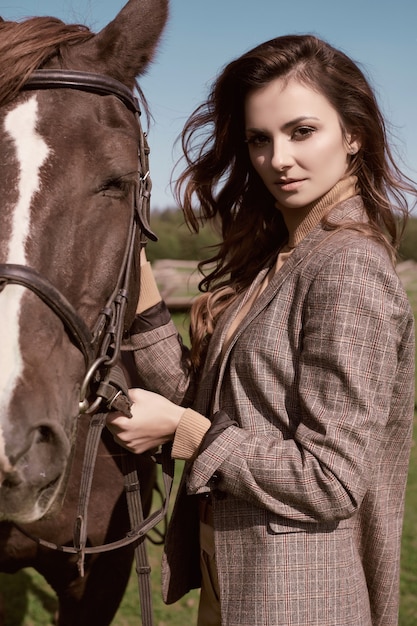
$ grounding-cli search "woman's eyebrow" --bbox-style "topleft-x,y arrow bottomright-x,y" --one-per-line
281,115 -> 320,130
246,116 -> 320,134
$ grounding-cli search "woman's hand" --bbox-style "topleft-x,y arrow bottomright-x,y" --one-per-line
106,388 -> 184,454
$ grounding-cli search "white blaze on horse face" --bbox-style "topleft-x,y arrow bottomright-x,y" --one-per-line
5,96 -> 50,262
0,96 -> 50,467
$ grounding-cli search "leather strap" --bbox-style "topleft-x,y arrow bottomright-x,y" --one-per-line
24,69 -> 140,114
0,264 -> 93,367
15,443 -> 174,554
122,453 -> 154,626
73,412 -> 108,577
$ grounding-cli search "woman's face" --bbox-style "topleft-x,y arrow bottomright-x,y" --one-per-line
245,77 -> 359,209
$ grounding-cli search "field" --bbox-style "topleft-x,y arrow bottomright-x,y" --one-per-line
0,274 -> 416,625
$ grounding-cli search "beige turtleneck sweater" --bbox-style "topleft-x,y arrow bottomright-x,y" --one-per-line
136,176 -> 359,460
221,176 -> 358,355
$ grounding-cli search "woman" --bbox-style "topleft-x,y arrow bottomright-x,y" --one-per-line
107,35 -> 416,626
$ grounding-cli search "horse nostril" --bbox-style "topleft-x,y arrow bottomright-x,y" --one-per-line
1,473 -> 22,489
35,425 -> 55,445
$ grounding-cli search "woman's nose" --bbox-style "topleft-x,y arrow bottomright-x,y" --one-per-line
270,139 -> 293,170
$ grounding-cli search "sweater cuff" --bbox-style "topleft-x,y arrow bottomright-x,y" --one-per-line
171,408 -> 211,461
137,261 -> 162,314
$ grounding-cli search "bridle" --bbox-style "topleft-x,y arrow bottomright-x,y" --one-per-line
0,70 -> 173,626
0,69 -> 157,411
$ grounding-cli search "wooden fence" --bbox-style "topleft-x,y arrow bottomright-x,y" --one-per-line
153,259 -> 417,311
153,259 -> 200,311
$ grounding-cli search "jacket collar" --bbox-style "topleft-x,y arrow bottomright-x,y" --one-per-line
207,195 -> 366,382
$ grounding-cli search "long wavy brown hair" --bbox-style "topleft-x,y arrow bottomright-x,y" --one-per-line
175,34 -> 417,368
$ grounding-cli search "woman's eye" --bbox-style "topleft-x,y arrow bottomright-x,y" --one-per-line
245,134 -> 270,147
292,126 -> 315,141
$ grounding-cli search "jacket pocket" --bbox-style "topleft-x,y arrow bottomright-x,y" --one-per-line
267,514 -> 344,535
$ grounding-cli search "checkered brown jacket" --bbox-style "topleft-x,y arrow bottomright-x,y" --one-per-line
131,197 -> 415,626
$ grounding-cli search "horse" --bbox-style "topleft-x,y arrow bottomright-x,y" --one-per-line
0,1 -> 169,624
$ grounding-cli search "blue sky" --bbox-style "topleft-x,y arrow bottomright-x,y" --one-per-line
3,0 -> 417,210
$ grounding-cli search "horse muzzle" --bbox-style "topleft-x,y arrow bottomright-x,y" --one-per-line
0,420 -> 71,523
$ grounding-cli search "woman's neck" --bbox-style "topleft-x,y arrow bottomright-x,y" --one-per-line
277,176 -> 358,249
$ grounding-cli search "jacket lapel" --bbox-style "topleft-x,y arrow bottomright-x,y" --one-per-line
208,196 -> 366,408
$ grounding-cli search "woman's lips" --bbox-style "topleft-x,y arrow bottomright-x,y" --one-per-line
276,178 -> 306,192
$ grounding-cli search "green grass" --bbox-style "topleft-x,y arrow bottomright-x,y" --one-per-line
112,459 -> 199,625
400,417 -> 417,626
398,275 -> 417,626
0,460 -> 199,626
1,291 -> 416,625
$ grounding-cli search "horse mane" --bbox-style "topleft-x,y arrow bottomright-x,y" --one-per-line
0,16 -> 94,107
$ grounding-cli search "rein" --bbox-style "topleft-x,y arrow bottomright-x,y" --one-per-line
0,264 -> 93,367
0,70 -> 173,626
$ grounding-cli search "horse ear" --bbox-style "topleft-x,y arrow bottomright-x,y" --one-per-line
74,0 -> 169,84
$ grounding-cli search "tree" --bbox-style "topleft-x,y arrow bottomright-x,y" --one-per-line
399,216 -> 417,262
147,207 -> 220,262
148,207 -> 417,263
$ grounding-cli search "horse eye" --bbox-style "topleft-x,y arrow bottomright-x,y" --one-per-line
99,178 -> 130,198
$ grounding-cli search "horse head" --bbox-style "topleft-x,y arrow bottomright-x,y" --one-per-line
0,0 -> 168,523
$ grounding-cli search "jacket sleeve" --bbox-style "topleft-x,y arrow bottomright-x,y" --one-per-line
186,244 -> 415,524
123,261 -> 196,406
